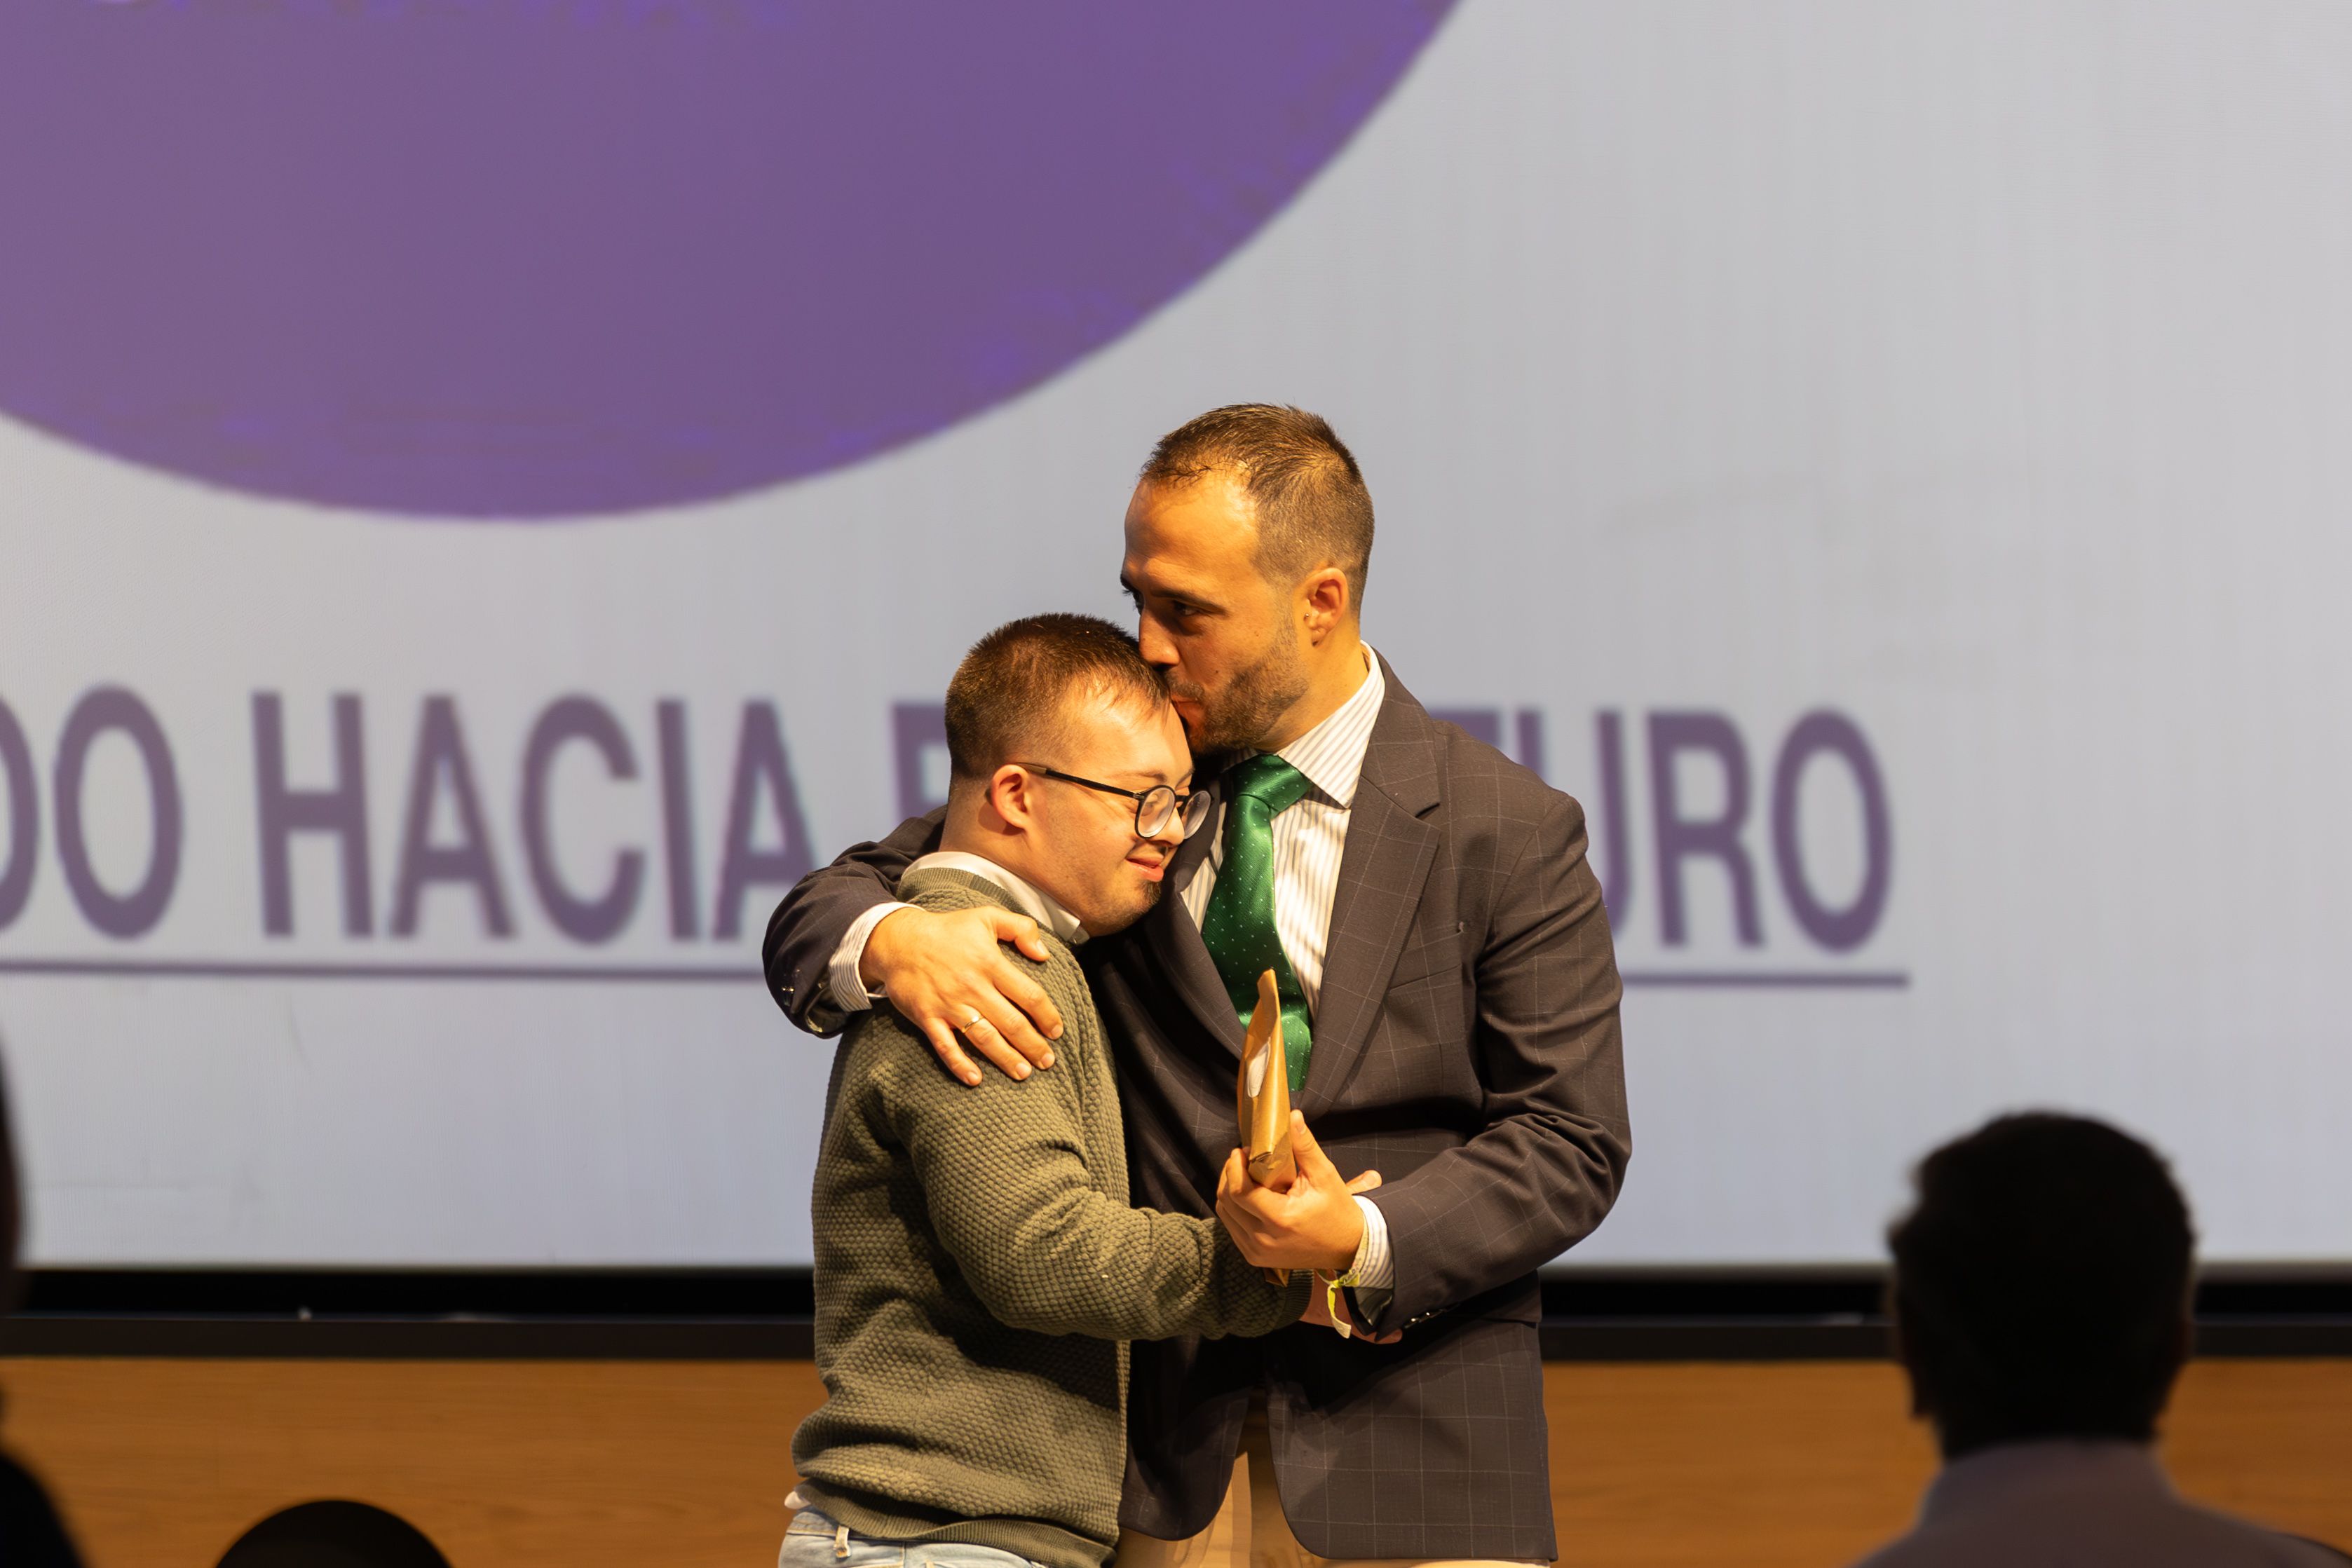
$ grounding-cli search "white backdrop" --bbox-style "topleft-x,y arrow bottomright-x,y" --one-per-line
4,1 -> 2349,1267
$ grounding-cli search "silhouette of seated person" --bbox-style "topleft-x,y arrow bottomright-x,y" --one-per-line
1,1049 -> 86,1568
215,1499 -> 451,1568
1854,1112 -> 2348,1567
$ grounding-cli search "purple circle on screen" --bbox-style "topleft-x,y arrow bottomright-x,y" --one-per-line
0,2 -> 1451,519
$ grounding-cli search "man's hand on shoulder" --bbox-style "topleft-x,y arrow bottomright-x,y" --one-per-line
862,905 -> 1066,1086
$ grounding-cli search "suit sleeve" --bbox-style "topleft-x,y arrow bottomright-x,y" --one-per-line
1356,791 -> 1631,1332
761,808 -> 944,1035
883,1010 -> 1308,1344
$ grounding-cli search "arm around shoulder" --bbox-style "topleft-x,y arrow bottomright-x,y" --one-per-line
761,809 -> 942,1034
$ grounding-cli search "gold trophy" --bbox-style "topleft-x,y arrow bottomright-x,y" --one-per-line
1237,968 -> 1296,1189
1232,968 -> 1345,1325
1236,968 -> 1361,1337
1237,969 -> 1296,1283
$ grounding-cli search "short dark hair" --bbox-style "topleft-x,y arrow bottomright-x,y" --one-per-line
1139,404 -> 1375,610
1889,1112 -> 2195,1458
943,613 -> 1166,784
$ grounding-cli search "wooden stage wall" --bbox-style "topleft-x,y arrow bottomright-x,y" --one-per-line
2,1357 -> 2347,1568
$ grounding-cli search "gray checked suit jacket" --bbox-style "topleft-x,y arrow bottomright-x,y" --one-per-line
762,659 -> 1631,1561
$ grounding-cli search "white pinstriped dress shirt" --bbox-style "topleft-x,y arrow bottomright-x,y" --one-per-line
829,646 -> 1395,1290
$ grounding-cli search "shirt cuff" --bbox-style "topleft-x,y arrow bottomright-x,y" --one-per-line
827,901 -> 914,1012
1340,1195 -> 1394,1289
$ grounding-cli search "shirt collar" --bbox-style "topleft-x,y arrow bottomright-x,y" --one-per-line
904,850 -> 1089,946
1268,643 -> 1383,807
1919,1439 -> 2171,1527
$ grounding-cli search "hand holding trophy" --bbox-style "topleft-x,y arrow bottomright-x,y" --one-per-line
1221,969 -> 1401,1343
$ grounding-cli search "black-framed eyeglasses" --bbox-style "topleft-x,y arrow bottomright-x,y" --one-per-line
1015,764 -> 1213,840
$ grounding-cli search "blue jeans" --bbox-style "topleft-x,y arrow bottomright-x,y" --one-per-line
781,1507 -> 1054,1568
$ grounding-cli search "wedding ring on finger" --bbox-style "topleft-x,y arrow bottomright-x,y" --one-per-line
960,1008 -> 989,1036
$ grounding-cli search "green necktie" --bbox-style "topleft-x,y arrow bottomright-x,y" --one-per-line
1199,753 -> 1315,1091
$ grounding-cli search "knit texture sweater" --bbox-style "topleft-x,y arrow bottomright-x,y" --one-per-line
791,868 -> 1306,1568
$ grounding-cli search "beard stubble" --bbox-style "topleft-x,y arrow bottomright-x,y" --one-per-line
1170,634 -> 1311,762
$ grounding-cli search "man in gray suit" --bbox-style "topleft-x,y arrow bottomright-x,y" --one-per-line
764,405 -> 1631,1567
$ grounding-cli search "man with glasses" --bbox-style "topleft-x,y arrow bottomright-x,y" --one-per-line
770,407 -> 1629,1568
785,613 -> 1364,1568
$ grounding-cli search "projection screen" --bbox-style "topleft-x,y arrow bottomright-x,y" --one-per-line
1,0 -> 2346,1268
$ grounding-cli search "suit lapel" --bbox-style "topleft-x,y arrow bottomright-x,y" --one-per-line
1298,662 -> 1442,1117
1143,777 -> 1246,1055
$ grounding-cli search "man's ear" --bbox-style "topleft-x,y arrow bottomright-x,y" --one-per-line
1298,565 -> 1351,641
986,763 -> 1038,832
2163,1300 -> 2196,1384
